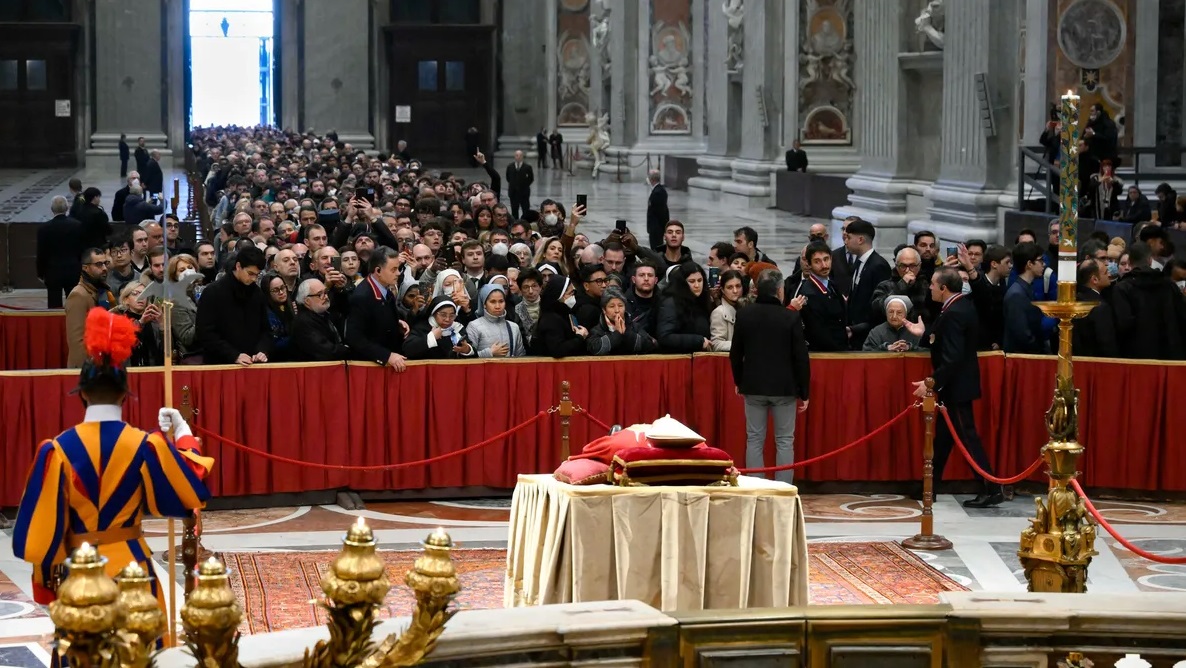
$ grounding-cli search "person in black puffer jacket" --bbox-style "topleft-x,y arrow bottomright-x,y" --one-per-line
403,296 -> 478,360
655,262 -> 712,353
587,288 -> 657,355
528,276 -> 588,358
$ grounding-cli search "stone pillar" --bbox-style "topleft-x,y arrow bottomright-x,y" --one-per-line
909,0 -> 1020,243
687,0 -> 737,197
554,0 -> 592,164
833,0 -> 910,242
630,0 -> 706,175
497,1 -> 548,158
278,0 -> 301,132
87,0 -> 168,169
720,0 -> 786,208
303,0 -> 372,147
1021,0 -> 1050,147
1132,0 -> 1159,173
164,0 -> 185,156
608,0 -> 640,152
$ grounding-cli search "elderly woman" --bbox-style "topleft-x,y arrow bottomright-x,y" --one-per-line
863,296 -> 922,352
166,253 -> 203,361
431,268 -> 474,323
466,284 -> 526,358
587,288 -> 657,355
403,296 -> 477,360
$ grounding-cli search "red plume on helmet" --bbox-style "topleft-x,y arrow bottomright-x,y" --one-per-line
83,307 -> 140,367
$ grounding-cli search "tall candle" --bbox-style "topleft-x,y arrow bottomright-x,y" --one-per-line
1058,90 -> 1080,293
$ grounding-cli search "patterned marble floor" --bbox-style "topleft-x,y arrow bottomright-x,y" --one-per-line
2,492 -> 1185,665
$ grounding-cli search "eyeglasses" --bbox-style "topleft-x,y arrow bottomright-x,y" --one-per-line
897,263 -> 921,270
307,290 -> 327,299
587,277 -> 608,285
269,286 -> 287,294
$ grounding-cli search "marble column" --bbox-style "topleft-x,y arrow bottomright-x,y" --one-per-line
630,0 -> 706,168
607,0 -> 641,155
909,0 -> 1020,242
720,0 -> 785,208
1133,0 -> 1159,173
497,1 -> 548,159
86,0 -> 168,168
686,0 -> 738,197
303,0 -> 372,147
1020,0 -> 1050,147
832,0 -> 910,242
164,0 -> 185,156
278,0 -> 301,132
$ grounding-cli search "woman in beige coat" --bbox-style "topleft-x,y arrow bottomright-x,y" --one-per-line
710,269 -> 746,352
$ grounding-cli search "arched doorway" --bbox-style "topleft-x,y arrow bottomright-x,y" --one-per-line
186,0 -> 277,130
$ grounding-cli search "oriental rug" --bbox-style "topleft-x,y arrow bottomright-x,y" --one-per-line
220,542 -> 966,635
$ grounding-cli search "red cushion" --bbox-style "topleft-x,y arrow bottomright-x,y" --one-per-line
569,429 -> 649,465
554,458 -> 611,485
610,445 -> 736,486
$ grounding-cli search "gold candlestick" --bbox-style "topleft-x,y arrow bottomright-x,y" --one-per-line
1018,90 -> 1099,593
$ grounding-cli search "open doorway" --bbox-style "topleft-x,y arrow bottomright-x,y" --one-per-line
187,0 -> 275,129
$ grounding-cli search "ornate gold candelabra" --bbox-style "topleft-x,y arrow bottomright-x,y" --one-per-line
1018,90 -> 1100,593
53,521 -> 459,667
49,543 -> 122,668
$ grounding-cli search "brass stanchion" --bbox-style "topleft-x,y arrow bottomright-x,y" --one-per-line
1018,90 -> 1099,593
558,380 -> 573,462
902,378 -> 952,551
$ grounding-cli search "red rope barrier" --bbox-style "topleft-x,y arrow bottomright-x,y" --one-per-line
574,408 -> 614,433
938,405 -> 1044,485
738,403 -> 919,474
1069,479 -> 1186,564
190,410 -> 549,472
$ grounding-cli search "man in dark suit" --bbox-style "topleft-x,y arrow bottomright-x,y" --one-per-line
645,169 -> 669,250
36,196 -> 83,309
76,187 -> 112,250
118,133 -> 130,178
112,171 -> 138,222
827,216 -> 860,296
730,268 -> 811,484
505,150 -> 534,220
291,278 -> 351,361
786,241 -> 848,351
1072,259 -> 1117,358
907,266 -> 1003,508
143,149 -> 164,198
840,218 -> 891,348
134,137 -> 149,175
346,246 -> 409,371
785,139 -> 808,172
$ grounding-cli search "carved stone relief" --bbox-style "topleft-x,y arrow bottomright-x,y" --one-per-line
557,0 -> 592,127
915,0 -> 945,51
649,6 -> 693,135
1057,0 -> 1125,70
723,0 -> 744,74
798,0 -> 853,145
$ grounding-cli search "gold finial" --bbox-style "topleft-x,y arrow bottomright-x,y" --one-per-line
426,527 -> 452,549
72,542 -> 99,565
50,545 -> 121,666
181,557 -> 243,668
346,516 -> 375,545
116,561 -> 165,667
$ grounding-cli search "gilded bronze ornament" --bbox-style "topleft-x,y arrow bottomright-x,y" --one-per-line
49,543 -> 122,668
1019,89 -> 1099,594
181,557 -> 243,668
114,562 -> 165,668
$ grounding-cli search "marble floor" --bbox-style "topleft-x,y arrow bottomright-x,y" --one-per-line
2,491 -> 1186,665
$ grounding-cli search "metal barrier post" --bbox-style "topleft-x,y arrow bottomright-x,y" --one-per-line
559,380 -> 573,462
179,385 -> 201,597
902,378 -> 952,551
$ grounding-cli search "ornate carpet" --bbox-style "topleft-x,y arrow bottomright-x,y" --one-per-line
220,542 -> 966,635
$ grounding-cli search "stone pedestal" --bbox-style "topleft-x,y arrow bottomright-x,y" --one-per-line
302,0 -> 372,148
908,0 -> 1019,243
86,0 -> 171,170
833,0 -> 910,241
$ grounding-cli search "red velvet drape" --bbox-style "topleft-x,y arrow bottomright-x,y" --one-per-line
2,352 -> 1183,506
0,312 -> 68,371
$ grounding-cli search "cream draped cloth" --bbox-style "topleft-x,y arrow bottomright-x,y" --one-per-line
505,474 -> 808,612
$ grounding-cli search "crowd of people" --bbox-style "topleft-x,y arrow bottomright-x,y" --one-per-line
33,124 -> 1186,373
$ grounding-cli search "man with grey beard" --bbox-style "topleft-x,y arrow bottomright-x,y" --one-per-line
291,278 -> 350,361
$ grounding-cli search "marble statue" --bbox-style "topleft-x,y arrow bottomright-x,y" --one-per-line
649,56 -> 673,97
585,112 -> 610,178
723,0 -> 744,73
829,45 -> 855,90
799,51 -> 822,91
591,0 -> 611,77
915,0 -> 945,50
672,57 -> 692,98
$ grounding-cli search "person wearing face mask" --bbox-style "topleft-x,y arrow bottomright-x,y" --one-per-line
403,296 -> 476,360
529,276 -> 588,358
290,278 -> 351,361
467,284 -> 526,358
863,296 -> 922,352
431,268 -> 475,324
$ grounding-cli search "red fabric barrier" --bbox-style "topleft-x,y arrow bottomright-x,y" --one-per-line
0,352 -> 1182,506
0,312 -> 68,371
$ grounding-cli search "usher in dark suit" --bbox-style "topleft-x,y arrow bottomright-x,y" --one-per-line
646,182 -> 669,250
929,293 -> 1001,496
505,160 -> 534,220
36,214 -> 83,309
787,274 -> 848,352
845,250 -> 892,347
345,276 -> 406,365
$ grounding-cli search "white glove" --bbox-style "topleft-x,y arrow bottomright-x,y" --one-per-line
158,408 -> 192,439
179,268 -> 198,280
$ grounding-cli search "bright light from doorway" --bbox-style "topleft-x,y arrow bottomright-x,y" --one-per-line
188,0 -> 274,128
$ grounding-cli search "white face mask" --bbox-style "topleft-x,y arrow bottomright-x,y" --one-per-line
961,281 -> 972,295
544,213 -> 559,227
563,295 -> 577,308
